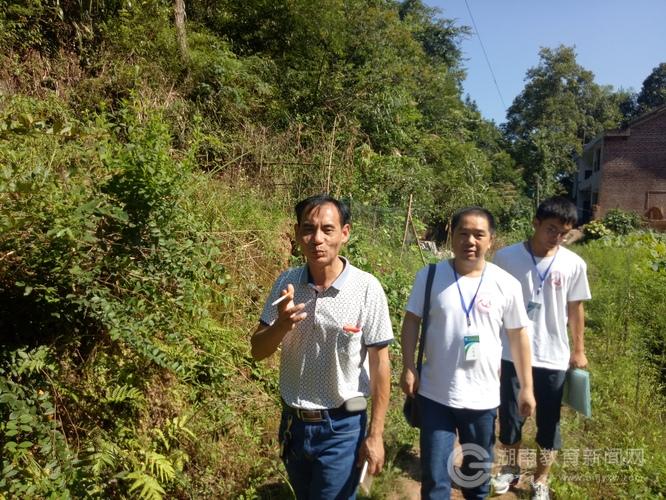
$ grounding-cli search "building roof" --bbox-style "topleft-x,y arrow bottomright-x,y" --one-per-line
622,102 -> 666,129
582,103 -> 666,152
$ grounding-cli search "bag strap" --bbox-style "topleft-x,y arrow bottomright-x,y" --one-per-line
415,263 -> 436,375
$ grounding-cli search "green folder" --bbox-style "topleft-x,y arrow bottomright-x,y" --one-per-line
562,368 -> 592,417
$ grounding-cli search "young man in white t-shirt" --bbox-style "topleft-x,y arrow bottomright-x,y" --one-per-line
491,196 -> 591,500
400,207 -> 535,500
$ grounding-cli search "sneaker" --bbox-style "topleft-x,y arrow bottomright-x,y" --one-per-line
490,465 -> 520,494
531,481 -> 550,500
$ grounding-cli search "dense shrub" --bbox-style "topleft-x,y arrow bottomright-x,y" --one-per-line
583,219 -> 611,240
602,208 -> 645,235
0,96 -> 226,496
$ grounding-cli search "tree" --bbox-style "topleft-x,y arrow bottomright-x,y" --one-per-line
174,0 -> 188,61
636,63 -> 666,114
184,0 -> 511,226
504,45 -> 623,199
398,0 -> 470,69
187,0 -> 470,151
618,89 -> 638,122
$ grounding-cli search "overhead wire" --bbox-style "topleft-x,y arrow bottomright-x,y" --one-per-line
463,0 -> 507,112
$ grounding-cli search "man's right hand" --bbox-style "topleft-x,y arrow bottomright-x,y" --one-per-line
400,366 -> 419,397
518,387 -> 536,417
275,284 -> 307,330
250,284 -> 307,361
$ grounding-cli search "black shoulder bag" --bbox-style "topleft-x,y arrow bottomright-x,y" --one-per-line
402,263 -> 436,428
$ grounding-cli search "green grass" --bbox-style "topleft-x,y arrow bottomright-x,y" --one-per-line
549,235 -> 666,499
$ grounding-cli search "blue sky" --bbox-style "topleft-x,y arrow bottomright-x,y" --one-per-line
426,0 -> 666,124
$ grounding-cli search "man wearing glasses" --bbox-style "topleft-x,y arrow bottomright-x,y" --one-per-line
491,196 -> 592,500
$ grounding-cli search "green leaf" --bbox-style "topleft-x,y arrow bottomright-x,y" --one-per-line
18,414 -> 33,424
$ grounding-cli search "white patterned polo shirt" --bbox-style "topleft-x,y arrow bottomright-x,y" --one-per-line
260,257 -> 394,410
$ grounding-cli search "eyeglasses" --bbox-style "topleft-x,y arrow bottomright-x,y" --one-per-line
544,225 -> 570,239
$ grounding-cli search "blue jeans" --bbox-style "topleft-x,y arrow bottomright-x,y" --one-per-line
279,409 -> 366,500
419,394 -> 496,500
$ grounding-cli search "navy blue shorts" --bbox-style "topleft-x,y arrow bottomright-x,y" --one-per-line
498,359 -> 567,450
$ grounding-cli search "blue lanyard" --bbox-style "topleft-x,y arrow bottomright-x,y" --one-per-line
451,261 -> 486,327
526,241 -> 558,296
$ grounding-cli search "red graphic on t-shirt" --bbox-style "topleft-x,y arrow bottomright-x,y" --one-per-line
476,295 -> 492,313
550,271 -> 563,288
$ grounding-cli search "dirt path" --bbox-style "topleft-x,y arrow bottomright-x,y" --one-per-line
387,421 -> 539,499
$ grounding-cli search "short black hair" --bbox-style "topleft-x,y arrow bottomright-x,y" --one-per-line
451,206 -> 496,235
294,194 -> 351,226
536,196 -> 578,226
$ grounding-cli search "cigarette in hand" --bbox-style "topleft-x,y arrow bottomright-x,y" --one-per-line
359,460 -> 368,483
271,294 -> 290,307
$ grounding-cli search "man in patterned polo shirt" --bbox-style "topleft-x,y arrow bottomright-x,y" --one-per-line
251,194 -> 393,499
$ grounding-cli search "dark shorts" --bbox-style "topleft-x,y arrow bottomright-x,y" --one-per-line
498,359 -> 567,450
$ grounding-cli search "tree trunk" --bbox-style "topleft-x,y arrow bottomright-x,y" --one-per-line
174,0 -> 188,62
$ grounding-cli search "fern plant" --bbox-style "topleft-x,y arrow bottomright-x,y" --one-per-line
121,450 -> 177,500
102,385 -> 144,405
125,470 -> 166,500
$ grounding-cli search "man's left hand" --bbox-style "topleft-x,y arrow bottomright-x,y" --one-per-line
569,351 -> 588,369
357,434 -> 384,476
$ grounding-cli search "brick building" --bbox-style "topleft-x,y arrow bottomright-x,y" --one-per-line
574,104 -> 666,226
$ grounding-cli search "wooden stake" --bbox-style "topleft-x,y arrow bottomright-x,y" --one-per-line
401,194 -> 413,255
401,194 -> 426,264
326,115 -> 338,193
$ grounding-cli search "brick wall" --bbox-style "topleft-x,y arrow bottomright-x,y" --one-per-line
598,108 -> 666,218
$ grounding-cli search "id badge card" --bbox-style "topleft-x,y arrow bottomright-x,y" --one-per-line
526,294 -> 543,320
464,335 -> 480,361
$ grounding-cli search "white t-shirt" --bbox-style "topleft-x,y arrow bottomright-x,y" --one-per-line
260,258 -> 394,410
405,260 -> 529,410
493,243 -> 591,370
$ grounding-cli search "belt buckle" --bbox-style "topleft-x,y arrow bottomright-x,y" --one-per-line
299,409 -> 324,422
